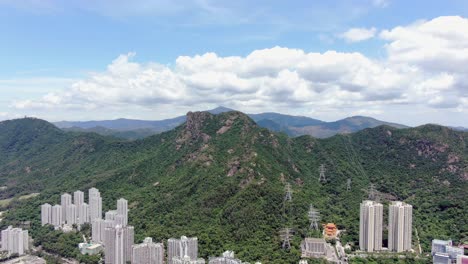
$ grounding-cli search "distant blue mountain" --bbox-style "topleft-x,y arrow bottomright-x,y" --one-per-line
54,106 -> 409,139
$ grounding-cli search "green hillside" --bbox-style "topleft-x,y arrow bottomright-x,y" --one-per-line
0,113 -> 466,263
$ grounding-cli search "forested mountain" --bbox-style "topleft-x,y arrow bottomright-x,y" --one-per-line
0,112 -> 466,263
54,107 -> 408,139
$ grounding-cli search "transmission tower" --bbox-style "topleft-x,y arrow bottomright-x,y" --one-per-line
347,178 -> 351,191
279,227 -> 293,249
318,164 -> 327,183
308,204 -> 321,230
284,183 -> 292,201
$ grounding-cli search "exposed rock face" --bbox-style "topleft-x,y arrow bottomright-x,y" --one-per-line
176,111 -> 213,148
186,111 -> 212,141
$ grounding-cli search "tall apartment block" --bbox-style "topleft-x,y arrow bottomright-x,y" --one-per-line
132,237 -> 165,264
117,198 -> 128,227
359,200 -> 383,252
60,193 -> 72,224
66,204 -> 77,225
168,236 -> 201,264
78,203 -> 89,225
89,188 -> 102,221
209,251 -> 242,264
1,226 -> 29,255
388,201 -> 412,252
41,203 -> 52,226
74,190 -> 84,206
104,225 -> 134,264
51,204 -> 63,228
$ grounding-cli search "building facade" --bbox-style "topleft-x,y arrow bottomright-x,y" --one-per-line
117,198 -> 128,227
168,236 -> 200,264
41,203 -> 52,226
60,193 -> 72,224
89,188 -> 102,222
359,200 -> 383,252
66,204 -> 77,225
1,226 -> 29,255
104,225 -> 134,264
388,201 -> 412,252
51,204 -> 63,228
132,237 -> 165,264
301,238 -> 326,258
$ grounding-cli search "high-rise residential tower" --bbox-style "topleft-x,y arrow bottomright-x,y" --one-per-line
359,200 -> 383,252
41,203 -> 52,226
74,190 -> 84,207
89,188 -> 102,221
168,236 -> 200,264
1,226 -> 29,255
132,237 -> 165,264
51,204 -> 63,227
104,225 -> 134,264
388,201 -> 412,252
66,204 -> 77,225
117,198 -> 128,227
60,193 -> 72,224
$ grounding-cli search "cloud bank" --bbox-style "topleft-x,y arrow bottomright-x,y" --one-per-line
11,16 -> 468,124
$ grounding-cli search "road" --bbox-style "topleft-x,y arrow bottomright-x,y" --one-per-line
336,241 -> 349,264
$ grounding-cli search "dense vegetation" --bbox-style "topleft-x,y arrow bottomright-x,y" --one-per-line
0,112 -> 466,263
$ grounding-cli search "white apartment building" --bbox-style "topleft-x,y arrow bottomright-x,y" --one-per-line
1,226 -> 29,255
388,201 -> 412,252
117,198 -> 128,227
132,237 -> 165,264
104,225 -> 134,264
60,193 -> 72,224
41,203 -> 52,226
89,188 -> 102,221
51,204 -> 63,228
359,200 -> 383,252
168,236 -> 200,264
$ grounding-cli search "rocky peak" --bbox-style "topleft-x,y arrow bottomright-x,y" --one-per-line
186,111 -> 213,140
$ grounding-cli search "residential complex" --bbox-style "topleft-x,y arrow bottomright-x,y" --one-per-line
168,236 -> 203,264
132,237 -> 165,264
41,189 -> 94,229
359,200 -> 383,252
1,226 -> 29,256
388,201 -> 413,252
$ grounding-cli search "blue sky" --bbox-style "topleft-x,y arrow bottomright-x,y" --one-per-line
1,0 -> 468,126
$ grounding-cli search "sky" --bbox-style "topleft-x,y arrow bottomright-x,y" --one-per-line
1,0 -> 468,127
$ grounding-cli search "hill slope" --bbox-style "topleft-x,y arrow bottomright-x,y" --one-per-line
0,113 -> 466,263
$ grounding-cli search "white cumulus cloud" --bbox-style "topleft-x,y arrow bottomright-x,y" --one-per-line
9,16 -> 468,125
340,27 -> 377,43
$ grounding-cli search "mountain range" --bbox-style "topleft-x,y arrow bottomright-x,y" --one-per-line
0,110 -> 466,263
54,107 -> 409,139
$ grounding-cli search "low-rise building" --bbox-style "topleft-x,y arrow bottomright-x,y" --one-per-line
301,238 -> 326,258
209,251 -> 242,264
78,243 -> 103,255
